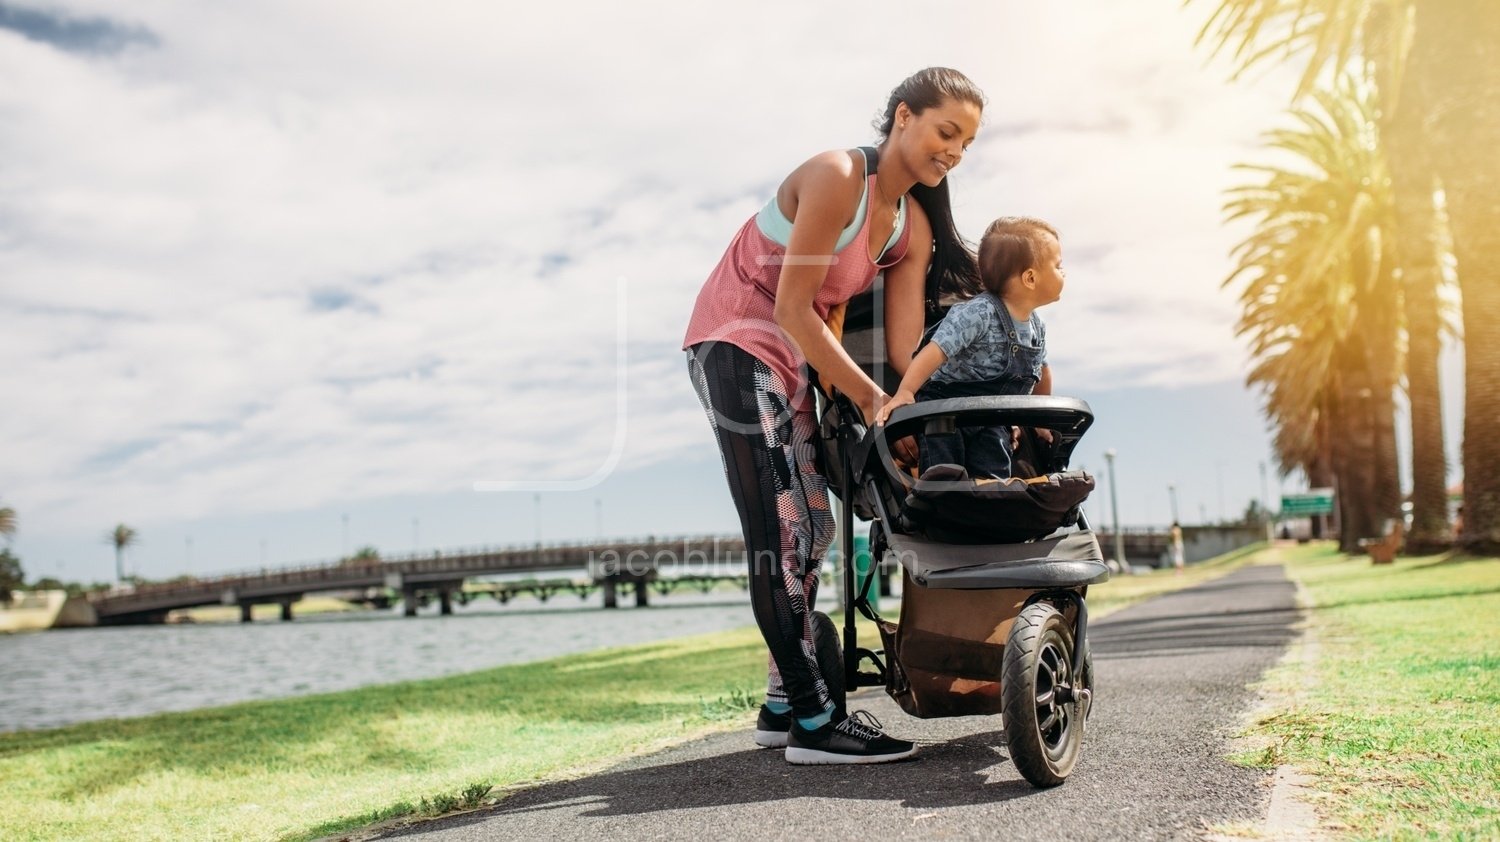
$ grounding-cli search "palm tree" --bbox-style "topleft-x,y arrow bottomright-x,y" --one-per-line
1193,0 -> 1500,551
0,503 -> 15,545
1224,78 -> 1402,551
108,524 -> 138,584
1409,3 -> 1500,552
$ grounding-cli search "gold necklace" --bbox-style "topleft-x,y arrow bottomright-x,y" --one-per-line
874,176 -> 901,221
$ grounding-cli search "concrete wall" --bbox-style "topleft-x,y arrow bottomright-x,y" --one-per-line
1157,526 -> 1265,568
0,590 -> 99,632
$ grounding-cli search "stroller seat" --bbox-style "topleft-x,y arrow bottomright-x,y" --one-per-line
903,463 -> 1096,545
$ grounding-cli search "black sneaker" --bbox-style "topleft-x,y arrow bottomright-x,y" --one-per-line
753,704 -> 792,748
784,710 -> 917,765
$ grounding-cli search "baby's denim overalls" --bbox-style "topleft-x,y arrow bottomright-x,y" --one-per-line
916,295 -> 1045,479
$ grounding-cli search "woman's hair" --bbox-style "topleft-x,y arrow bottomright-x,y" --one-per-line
978,216 -> 1058,296
874,67 -> 987,314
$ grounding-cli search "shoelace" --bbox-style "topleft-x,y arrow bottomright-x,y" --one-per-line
835,710 -> 885,741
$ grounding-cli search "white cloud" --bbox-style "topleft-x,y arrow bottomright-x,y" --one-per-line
0,0 -> 1301,541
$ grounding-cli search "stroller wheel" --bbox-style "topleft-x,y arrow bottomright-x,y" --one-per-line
1002,601 -> 1085,787
811,610 -> 846,719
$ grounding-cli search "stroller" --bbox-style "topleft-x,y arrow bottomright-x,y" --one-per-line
811,302 -> 1109,788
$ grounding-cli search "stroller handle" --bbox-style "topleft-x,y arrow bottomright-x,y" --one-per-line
864,395 -> 1095,489
880,395 -> 1094,436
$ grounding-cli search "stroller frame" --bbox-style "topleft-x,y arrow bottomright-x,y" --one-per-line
820,391 -> 1109,786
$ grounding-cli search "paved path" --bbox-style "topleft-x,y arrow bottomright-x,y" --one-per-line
375,564 -> 1299,841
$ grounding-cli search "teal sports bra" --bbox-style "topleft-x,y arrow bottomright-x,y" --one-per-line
754,147 -> 907,259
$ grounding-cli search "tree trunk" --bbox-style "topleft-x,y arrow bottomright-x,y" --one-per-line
1331,337 -> 1384,554
1367,259 -> 1404,534
1415,0 -> 1500,553
1309,405 -> 1335,540
1383,25 -> 1452,553
1335,215 -> 1400,554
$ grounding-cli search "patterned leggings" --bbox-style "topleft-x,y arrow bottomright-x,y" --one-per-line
687,341 -> 836,717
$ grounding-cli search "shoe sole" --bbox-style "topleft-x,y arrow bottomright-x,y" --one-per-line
754,729 -> 789,749
784,745 -> 918,765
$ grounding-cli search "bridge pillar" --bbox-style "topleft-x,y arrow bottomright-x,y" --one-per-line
439,588 -> 453,616
403,587 -> 419,617
279,599 -> 295,622
601,579 -> 618,609
634,579 -> 649,608
240,603 -> 254,623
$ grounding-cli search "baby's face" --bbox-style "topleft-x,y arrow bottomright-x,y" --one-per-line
1031,233 -> 1066,305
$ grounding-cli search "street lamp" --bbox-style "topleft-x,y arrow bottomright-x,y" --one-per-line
1168,483 -> 1180,525
1104,449 -> 1129,575
1259,461 -> 1274,541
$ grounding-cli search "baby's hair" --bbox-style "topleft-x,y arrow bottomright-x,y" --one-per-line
977,216 -> 1059,296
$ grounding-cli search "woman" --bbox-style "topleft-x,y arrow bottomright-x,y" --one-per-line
683,67 -> 984,765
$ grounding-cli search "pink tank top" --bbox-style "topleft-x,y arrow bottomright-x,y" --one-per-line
683,150 -> 913,410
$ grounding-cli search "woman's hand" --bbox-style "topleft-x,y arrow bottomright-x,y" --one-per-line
858,390 -> 891,427
874,389 -> 916,426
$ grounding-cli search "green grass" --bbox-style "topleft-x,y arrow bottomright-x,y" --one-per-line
0,626 -> 769,842
1235,543 -> 1500,840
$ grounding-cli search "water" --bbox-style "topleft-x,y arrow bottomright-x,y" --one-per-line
0,591 -> 765,732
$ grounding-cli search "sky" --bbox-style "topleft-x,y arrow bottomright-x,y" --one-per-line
0,0 -> 1467,583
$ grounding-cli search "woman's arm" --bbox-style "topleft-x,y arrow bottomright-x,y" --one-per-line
772,152 -> 885,421
880,200 -> 934,380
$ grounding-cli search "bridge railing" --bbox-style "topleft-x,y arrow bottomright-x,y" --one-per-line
91,534 -> 746,604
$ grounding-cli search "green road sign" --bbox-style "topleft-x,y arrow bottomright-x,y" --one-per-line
1280,489 -> 1334,516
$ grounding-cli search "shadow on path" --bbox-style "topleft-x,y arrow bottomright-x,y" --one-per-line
382,729 -> 1047,838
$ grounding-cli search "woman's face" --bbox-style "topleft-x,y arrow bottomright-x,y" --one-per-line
897,97 -> 982,187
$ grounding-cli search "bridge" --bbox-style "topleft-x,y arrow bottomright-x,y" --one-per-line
90,535 -> 751,625
86,526 -> 1257,625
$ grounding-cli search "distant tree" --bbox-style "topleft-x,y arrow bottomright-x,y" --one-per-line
1243,499 -> 1268,526
0,548 -> 24,604
29,576 -> 67,592
108,524 -> 139,583
340,546 -> 381,566
0,502 -> 15,544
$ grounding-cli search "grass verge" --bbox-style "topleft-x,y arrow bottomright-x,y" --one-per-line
1232,543 -> 1500,840
0,626 -> 769,842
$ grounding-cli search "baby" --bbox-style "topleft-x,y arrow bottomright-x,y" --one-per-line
874,216 -> 1065,479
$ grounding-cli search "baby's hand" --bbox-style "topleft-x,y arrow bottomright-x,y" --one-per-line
874,390 -> 915,426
